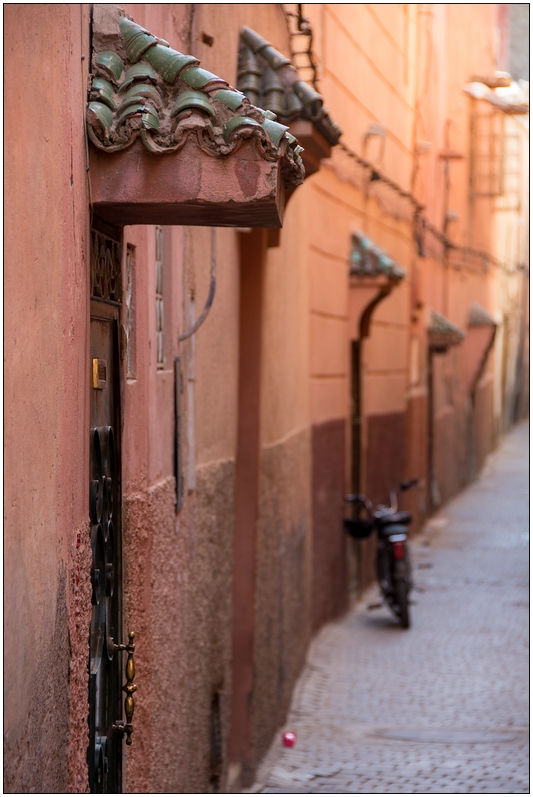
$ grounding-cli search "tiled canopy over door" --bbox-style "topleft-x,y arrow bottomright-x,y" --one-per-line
86,6 -> 306,228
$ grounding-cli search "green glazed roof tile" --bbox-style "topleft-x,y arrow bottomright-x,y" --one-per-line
119,17 -> 159,63
240,27 -> 270,54
223,116 -> 263,143
117,94 -> 153,114
91,78 -> 116,110
144,45 -> 199,83
262,67 -> 284,93
87,101 -> 113,139
116,101 -> 150,127
120,83 -> 162,108
293,80 -> 323,119
142,107 -> 160,131
284,92 -> 303,119
95,51 -> 124,82
119,63 -> 159,93
213,89 -> 247,111
180,66 -> 228,91
240,26 -> 291,68
238,48 -> 262,77
171,90 -> 216,119
261,118 -> 289,147
260,45 -> 292,70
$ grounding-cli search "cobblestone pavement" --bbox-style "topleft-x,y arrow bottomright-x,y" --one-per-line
251,423 -> 529,794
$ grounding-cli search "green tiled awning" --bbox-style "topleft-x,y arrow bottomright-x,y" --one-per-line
428,310 -> 465,350
349,231 -> 405,281
468,303 -> 496,327
237,26 -> 341,146
86,11 -> 304,191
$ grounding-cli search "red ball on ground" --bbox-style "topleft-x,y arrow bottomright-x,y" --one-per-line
282,731 -> 297,747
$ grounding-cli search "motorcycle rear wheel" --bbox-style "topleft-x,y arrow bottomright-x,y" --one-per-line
394,578 -> 410,628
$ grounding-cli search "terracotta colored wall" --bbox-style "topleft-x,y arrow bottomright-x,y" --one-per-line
474,372 -> 495,471
311,420 -> 348,629
253,426 -> 312,769
414,4 -> 503,501
230,229 -> 266,782
405,391 -> 429,530
4,5 -> 92,793
303,3 -> 513,595
365,412 -> 408,505
302,4 -> 416,593
491,113 -> 529,434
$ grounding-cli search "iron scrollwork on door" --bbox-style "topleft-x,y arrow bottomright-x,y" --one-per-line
90,426 -> 118,671
89,425 -> 120,792
89,219 -> 127,793
89,422 -> 141,788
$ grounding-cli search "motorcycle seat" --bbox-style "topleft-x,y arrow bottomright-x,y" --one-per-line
380,523 -> 409,536
376,511 -> 411,527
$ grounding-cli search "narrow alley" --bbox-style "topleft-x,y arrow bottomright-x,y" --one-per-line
252,422 -> 529,795
5,6 -> 529,792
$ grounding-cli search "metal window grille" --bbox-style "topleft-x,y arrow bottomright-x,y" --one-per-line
155,226 -> 164,368
90,226 -> 122,301
499,133 -> 522,212
470,109 -> 504,198
470,106 -> 523,210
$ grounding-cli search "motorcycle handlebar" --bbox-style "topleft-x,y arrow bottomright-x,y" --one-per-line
345,493 -> 375,514
345,479 -> 420,514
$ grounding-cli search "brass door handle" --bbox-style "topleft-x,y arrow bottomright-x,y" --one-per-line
112,631 -> 137,745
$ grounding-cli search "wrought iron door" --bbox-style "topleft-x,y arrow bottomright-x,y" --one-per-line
89,220 -> 126,792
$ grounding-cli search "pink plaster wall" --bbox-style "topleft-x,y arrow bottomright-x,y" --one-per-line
4,5 -> 92,792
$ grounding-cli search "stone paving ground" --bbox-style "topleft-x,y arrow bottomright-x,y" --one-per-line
249,422 -> 529,794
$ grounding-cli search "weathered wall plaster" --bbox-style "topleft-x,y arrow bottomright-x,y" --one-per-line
253,428 -> 313,772
4,5 -> 91,792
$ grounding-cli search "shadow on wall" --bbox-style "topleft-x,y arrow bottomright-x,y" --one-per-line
312,419 -> 348,631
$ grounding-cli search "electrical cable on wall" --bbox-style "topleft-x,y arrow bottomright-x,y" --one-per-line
178,227 -> 217,341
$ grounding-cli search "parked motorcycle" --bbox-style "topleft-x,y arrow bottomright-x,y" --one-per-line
344,479 -> 419,628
